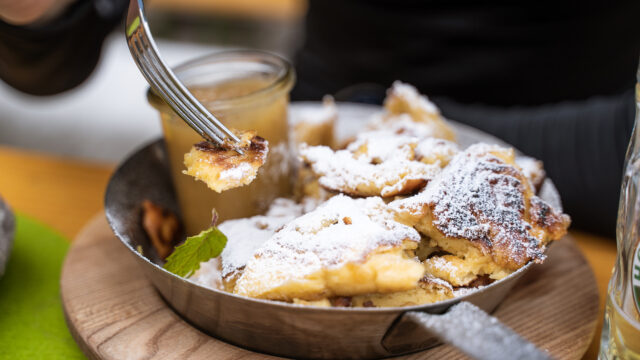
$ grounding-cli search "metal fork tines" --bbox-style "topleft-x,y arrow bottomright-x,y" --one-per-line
125,0 -> 242,151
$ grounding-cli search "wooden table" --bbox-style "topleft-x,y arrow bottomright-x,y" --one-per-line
0,145 -> 616,359
149,0 -> 307,21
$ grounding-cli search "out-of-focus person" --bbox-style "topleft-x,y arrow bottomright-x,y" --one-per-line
1,0 -> 638,236
0,0 -> 126,95
293,0 -> 640,236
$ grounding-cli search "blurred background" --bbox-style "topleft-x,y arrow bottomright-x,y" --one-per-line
0,0 -> 307,162
0,0 -> 639,236
1,4 -> 638,358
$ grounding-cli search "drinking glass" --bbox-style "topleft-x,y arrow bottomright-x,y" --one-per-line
148,50 -> 295,235
599,64 -> 640,360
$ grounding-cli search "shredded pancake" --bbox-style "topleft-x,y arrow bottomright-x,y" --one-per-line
516,156 -> 546,191
183,130 -> 268,193
391,144 -> 570,281
184,82 -> 571,308
190,198 -> 314,292
368,81 -> 456,141
294,163 -> 339,201
415,138 -> 459,166
351,275 -> 454,307
299,132 -> 457,197
234,195 -> 425,301
217,198 -> 304,291
290,96 -> 337,147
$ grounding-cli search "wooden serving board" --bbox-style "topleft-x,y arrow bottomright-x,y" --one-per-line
61,215 -> 599,360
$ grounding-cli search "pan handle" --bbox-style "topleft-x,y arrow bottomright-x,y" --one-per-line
381,301 -> 552,360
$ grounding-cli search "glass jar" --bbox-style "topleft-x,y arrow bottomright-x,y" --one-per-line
599,65 -> 640,359
148,50 -> 295,235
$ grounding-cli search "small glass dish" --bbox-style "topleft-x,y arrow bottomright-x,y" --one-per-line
147,50 -> 295,234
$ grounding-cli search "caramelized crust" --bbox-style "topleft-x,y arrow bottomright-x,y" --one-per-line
528,196 -> 570,245
141,200 -> 180,259
183,130 -> 268,193
391,144 -> 570,275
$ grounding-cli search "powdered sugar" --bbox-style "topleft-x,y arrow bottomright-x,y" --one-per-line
189,87 -> 568,306
422,274 -> 454,291
414,138 -> 459,165
391,144 -> 545,266
217,198 -> 305,279
190,198 -> 323,286
515,156 -> 546,190
235,195 -> 421,294
386,81 -> 440,116
220,162 -> 254,181
190,257 -> 223,290
451,287 -> 480,297
347,131 -> 417,162
265,198 -> 305,217
261,141 -> 290,181
299,132 -> 442,197
368,113 -> 444,139
426,256 -> 459,274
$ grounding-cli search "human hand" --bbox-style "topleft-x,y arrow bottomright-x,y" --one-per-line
0,0 -> 74,25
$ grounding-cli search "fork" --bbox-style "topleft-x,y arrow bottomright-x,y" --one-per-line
125,0 -> 242,151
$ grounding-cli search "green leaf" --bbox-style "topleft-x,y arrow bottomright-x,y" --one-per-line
163,227 -> 227,278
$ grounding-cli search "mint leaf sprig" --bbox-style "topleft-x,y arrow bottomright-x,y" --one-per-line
163,226 -> 227,278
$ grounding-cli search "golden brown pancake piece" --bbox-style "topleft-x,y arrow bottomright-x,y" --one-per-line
369,81 -> 456,141
516,156 -> 546,192
183,130 -> 268,193
299,132 -> 457,198
351,275 -> 454,307
184,82 -> 569,308
391,144 -> 570,280
234,195 -> 425,301
290,96 -> 337,148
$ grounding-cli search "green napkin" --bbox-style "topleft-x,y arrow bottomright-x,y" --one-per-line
0,215 -> 85,359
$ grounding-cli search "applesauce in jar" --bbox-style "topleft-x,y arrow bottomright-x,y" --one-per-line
148,51 -> 295,235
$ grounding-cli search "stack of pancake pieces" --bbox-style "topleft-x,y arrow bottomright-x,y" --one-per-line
190,81 -> 571,308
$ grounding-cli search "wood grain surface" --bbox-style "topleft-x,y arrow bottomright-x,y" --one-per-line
0,145 -> 615,358
61,214 -> 599,360
148,0 -> 307,20
0,146 -> 112,239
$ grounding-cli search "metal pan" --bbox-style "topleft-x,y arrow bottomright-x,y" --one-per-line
105,103 -> 559,359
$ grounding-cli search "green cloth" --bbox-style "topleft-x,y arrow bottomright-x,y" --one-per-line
0,215 -> 85,359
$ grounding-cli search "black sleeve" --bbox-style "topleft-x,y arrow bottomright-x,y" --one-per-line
0,0 -> 127,96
